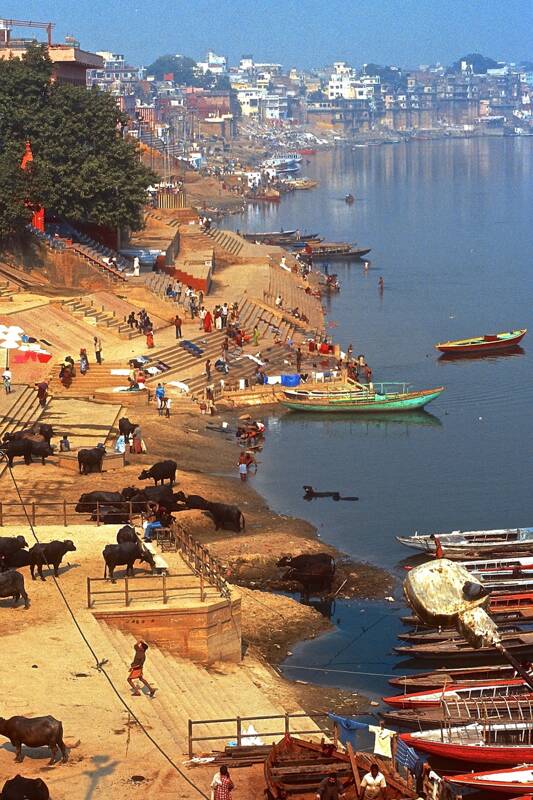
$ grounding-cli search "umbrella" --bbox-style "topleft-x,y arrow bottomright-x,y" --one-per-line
0,339 -> 20,368
6,325 -> 23,334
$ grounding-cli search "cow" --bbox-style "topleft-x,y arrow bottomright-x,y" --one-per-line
277,553 -> 336,600
1,775 -> 50,800
0,536 -> 29,558
118,417 -> 137,438
90,506 -> 130,524
28,540 -> 76,581
0,571 -> 29,608
77,445 -> 106,475
75,492 -> 124,513
0,439 -> 32,467
138,460 -> 178,486
102,541 -> 155,582
116,525 -> 138,544
0,716 -> 67,764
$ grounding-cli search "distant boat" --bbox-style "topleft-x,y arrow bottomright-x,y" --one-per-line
345,194 -> 355,203
435,328 -> 527,354
396,527 -> 533,558
298,148 -> 316,155
280,382 -> 444,414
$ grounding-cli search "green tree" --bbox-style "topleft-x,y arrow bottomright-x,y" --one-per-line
147,54 -> 198,83
0,147 -> 34,240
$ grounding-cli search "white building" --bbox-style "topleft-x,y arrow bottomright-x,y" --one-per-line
259,93 -> 288,120
197,51 -> 228,75
237,86 -> 267,117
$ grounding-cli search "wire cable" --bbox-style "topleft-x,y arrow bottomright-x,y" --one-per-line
5,459 -> 208,799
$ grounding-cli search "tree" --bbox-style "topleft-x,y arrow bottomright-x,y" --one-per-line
0,45 -> 154,239
451,53 -> 500,74
147,54 -> 198,83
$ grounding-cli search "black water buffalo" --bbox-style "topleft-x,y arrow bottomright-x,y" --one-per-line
122,485 -> 175,503
75,491 -> 124,513
90,506 -> 130,524
77,445 -> 106,475
1,775 -> 49,800
0,571 -> 29,608
174,493 -> 244,531
103,541 -> 155,581
28,439 -> 54,465
0,439 -> 32,467
116,525 -> 138,544
7,423 -> 54,446
174,491 -> 209,510
118,417 -> 137,438
138,460 -> 177,486
1,550 -> 32,572
277,553 -> 336,599
0,716 -> 67,764
0,536 -> 29,558
28,540 -> 76,581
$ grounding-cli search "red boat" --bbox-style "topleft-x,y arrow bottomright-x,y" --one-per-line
435,328 -> 527,354
446,765 -> 533,795
384,679 -> 531,708
298,148 -> 317,155
401,721 -> 533,764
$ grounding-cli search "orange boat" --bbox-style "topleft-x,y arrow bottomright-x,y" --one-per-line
436,328 -> 527,354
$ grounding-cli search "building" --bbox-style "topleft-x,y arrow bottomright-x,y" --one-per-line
196,51 -> 228,76
87,51 -> 145,91
0,18 -> 102,84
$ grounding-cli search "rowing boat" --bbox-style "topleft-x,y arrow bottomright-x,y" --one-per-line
384,678 -> 533,708
280,382 -> 444,413
397,526 -> 533,557
446,765 -> 533,795
403,591 -> 533,625
435,328 -> 527,354
461,555 -> 533,575
397,623 -> 520,643
384,699 -> 533,730
389,664 -> 528,692
401,721 -> 533,764
263,734 -> 414,800
395,631 -> 533,660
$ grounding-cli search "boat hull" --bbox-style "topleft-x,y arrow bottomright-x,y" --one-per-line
280,387 -> 444,413
446,767 -> 533,795
401,730 -> 533,765
436,329 -> 527,354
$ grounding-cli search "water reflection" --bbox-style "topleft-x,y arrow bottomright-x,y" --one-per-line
280,410 -> 443,430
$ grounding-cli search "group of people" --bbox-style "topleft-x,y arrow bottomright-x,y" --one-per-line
154,383 -> 171,417
114,423 -> 144,454
340,347 -> 373,384
127,309 -> 155,348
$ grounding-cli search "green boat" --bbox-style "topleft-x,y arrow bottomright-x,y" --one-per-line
279,381 -> 445,413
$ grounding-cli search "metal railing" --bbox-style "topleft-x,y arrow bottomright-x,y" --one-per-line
187,712 -> 334,758
0,500 -> 153,527
168,524 -> 231,599
86,572 -> 206,608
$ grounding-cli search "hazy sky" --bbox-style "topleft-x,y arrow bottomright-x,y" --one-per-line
3,0 -> 532,69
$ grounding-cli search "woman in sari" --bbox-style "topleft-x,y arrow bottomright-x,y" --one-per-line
203,309 -> 213,333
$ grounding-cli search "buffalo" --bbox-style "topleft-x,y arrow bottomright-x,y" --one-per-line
91,506 -> 130,524
122,485 -> 174,503
174,492 -> 245,531
0,571 -> 29,608
28,540 -> 76,581
103,541 -> 155,581
77,445 -> 106,475
75,491 -> 124,513
28,438 -> 54,465
277,553 -> 336,600
118,417 -> 137,438
138,460 -> 177,486
1,776 -> 50,800
0,439 -> 32,467
116,525 -> 138,544
6,423 -> 54,446
1,550 -> 32,572
0,716 -> 67,764
0,536 -> 29,558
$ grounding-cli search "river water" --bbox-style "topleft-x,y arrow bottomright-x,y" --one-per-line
226,139 -> 533,700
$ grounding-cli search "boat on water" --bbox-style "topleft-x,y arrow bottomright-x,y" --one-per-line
401,721 -> 533,764
396,527 -> 533,558
446,765 -> 533,795
395,630 -> 533,661
345,194 -> 355,203
403,591 -> 533,625
384,678 -> 533,708
389,664 -> 528,692
435,328 -> 527,354
302,242 -> 371,260
461,555 -> 533,576
264,734 -> 414,800
280,382 -> 445,414
384,698 -> 533,730
397,623 -> 520,644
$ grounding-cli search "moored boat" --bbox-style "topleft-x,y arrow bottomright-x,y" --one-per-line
401,721 -> 533,764
396,527 -> 533,558
280,382 -> 445,414
384,699 -> 533,730
445,765 -> 533,795
384,678 -> 532,708
302,241 -> 371,260
389,664 -> 527,692
435,328 -> 527,354
395,630 -> 533,661
403,591 -> 533,625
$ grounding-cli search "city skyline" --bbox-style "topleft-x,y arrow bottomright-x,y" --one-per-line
2,0 -> 532,69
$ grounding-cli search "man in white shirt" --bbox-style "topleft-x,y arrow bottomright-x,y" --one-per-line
360,764 -> 387,800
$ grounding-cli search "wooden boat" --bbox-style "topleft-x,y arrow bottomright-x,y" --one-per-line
384,679 -> 533,708
298,148 -> 317,155
280,382 -> 445,414
445,765 -> 533,795
302,242 -> 371,260
389,664 -> 531,692
264,734 -> 414,800
397,623 -> 520,643
461,555 -> 533,576
345,194 -> 355,203
395,630 -> 533,661
403,592 -> 533,625
396,527 -> 533,558
384,699 -> 533,730
435,328 -> 527,354
401,721 -> 533,764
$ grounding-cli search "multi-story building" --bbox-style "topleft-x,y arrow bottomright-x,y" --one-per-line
87,51 -> 145,91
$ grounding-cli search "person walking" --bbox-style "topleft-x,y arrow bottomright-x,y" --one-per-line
221,302 -> 228,328
296,347 -> 302,372
238,452 -> 248,482
252,325 -> 260,348
132,424 -> 143,454
211,765 -> 234,800
164,396 -> 171,418
94,336 -> 102,365
155,383 -> 165,415
127,640 -> 157,697
205,358 -> 212,382
36,380 -> 49,408
174,314 -> 182,339
2,367 -> 12,394
146,329 -> 154,348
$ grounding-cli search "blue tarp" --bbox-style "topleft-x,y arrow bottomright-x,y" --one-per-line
280,374 -> 301,387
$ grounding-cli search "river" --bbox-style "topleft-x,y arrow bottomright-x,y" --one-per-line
226,138 -> 533,700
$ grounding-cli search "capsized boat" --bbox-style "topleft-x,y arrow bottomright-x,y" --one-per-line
435,328 -> 527,354
384,678 -> 533,708
263,734 -> 414,800
401,721 -> 533,764
280,381 -> 444,414
395,630 -> 533,661
446,765 -> 533,795
396,527 -> 533,558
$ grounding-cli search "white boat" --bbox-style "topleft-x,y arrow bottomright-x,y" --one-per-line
397,527 -> 533,558
460,555 -> 533,574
